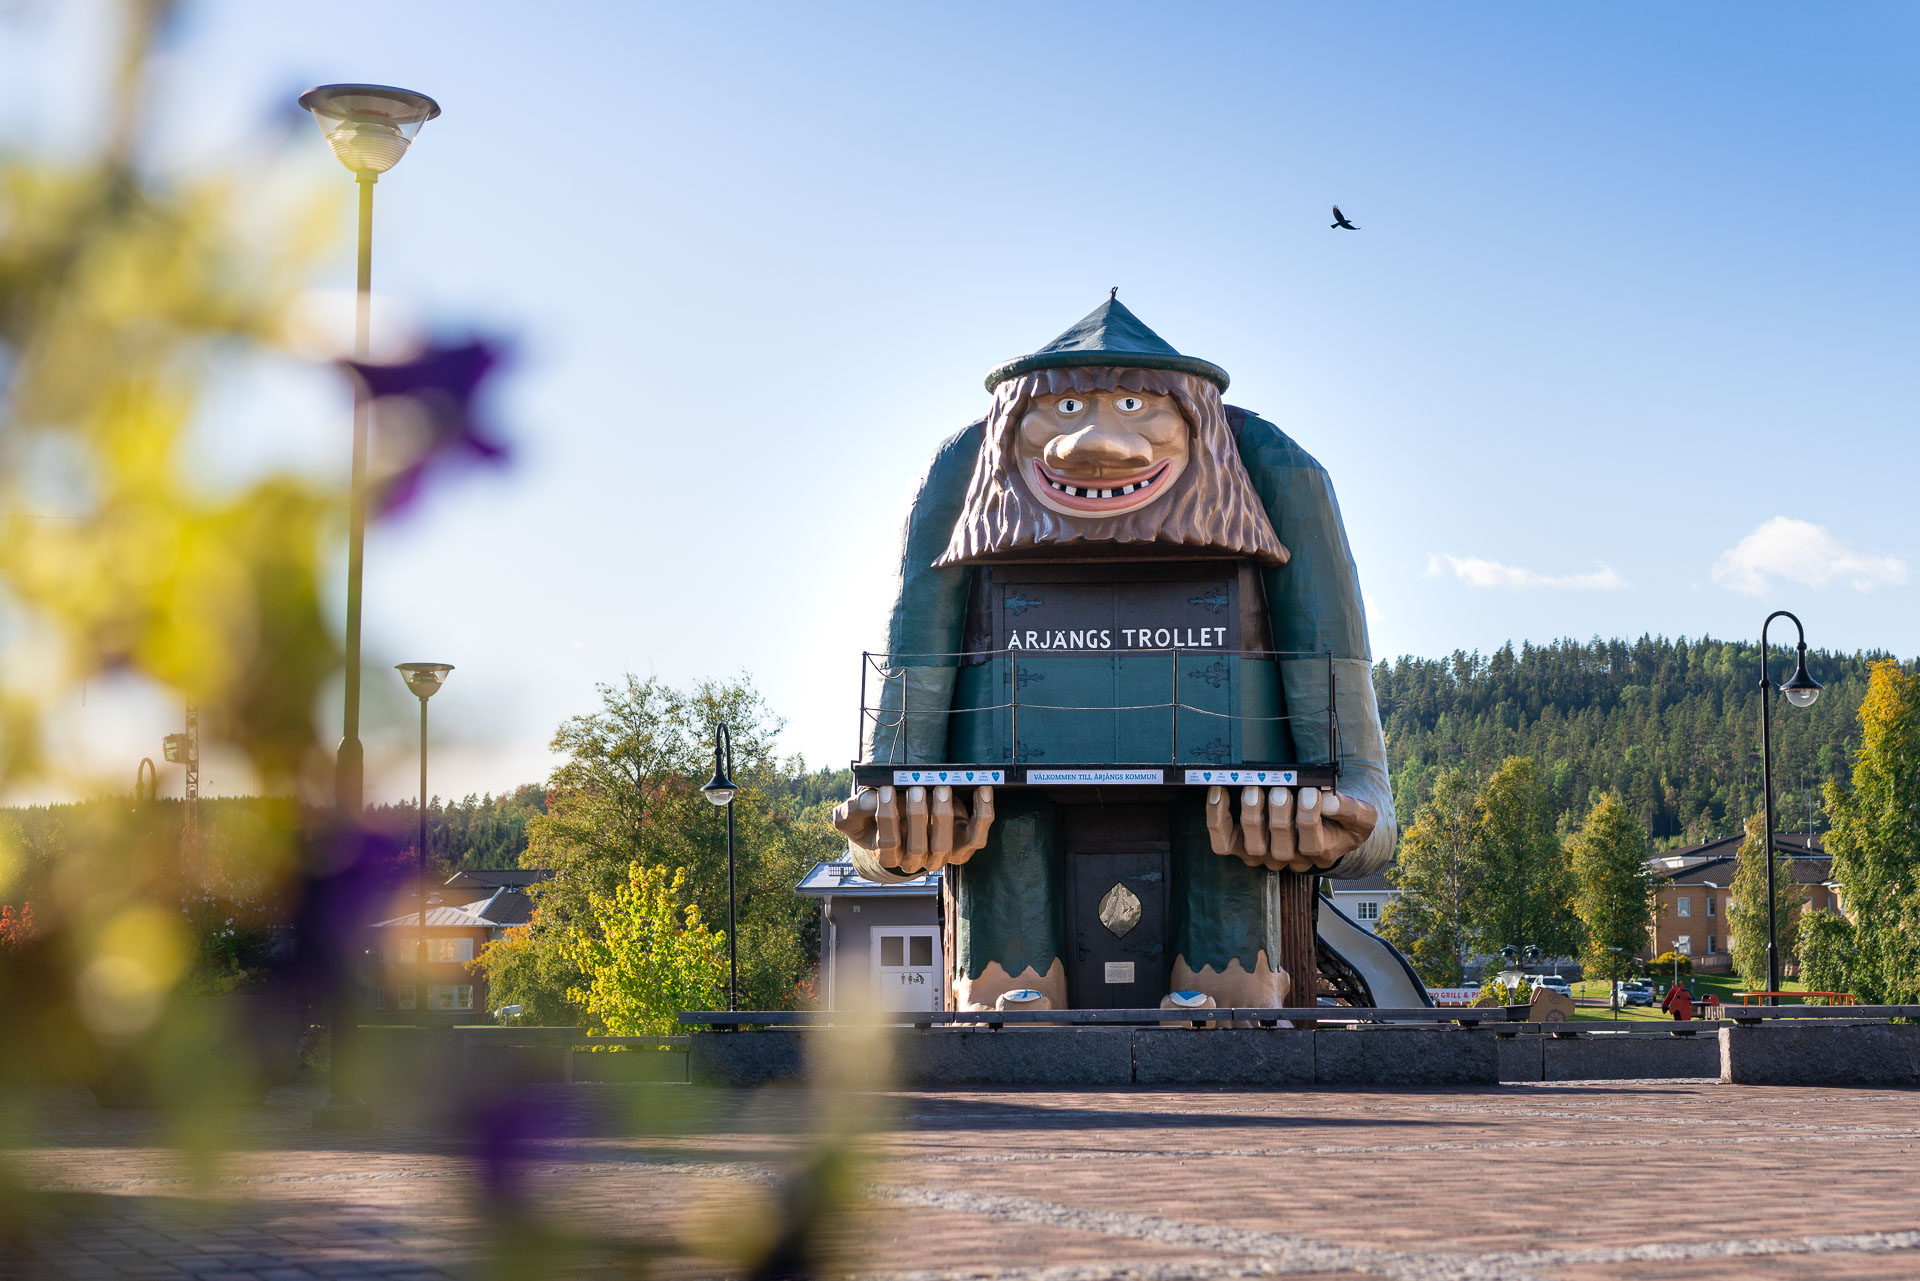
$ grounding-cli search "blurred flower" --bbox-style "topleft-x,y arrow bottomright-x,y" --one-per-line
342,338 -> 511,516
286,823 -> 405,992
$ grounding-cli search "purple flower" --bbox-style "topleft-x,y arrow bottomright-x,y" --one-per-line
342,338 -> 512,517
287,822 -> 409,992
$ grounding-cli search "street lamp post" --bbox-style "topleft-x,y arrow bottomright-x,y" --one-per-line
700,722 -> 739,1012
297,83 -> 441,814
397,663 -> 454,1005
1758,611 -> 1823,1001
299,84 -> 438,1130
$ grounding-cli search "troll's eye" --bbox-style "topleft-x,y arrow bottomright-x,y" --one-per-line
1115,396 -> 1144,413
1056,398 -> 1084,415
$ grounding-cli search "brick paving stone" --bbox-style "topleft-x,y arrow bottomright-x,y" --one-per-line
9,1082 -> 1920,1279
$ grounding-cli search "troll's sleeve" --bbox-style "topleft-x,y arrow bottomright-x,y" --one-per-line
1233,410 -> 1398,878
863,421 -> 984,765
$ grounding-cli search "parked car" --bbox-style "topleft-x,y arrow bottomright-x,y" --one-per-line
1531,974 -> 1572,997
1614,980 -> 1655,1007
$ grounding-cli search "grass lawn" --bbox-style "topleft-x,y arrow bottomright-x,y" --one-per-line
1567,973 -> 1814,1023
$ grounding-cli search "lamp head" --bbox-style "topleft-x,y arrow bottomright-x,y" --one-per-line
298,84 -> 440,176
396,662 -> 454,700
701,766 -> 737,807
701,721 -> 736,805
1781,648 -> 1823,709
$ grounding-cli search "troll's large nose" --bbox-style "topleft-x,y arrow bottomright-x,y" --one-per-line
1044,419 -> 1153,472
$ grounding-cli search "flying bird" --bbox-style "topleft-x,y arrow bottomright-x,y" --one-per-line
1330,206 -> 1359,230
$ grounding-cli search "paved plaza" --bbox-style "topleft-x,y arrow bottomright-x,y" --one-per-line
7,1079 -> 1920,1280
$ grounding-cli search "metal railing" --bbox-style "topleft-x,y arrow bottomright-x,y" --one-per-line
858,646 -> 1339,767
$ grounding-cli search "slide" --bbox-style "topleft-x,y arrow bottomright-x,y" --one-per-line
1315,892 -> 1433,1011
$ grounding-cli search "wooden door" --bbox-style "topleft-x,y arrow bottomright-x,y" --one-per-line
1068,851 -> 1170,1009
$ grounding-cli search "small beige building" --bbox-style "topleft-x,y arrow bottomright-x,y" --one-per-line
796,861 -> 944,1012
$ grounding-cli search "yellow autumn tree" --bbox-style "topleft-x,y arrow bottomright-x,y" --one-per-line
562,863 -> 726,1036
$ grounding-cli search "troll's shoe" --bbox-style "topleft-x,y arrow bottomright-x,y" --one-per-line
994,988 -> 1052,1012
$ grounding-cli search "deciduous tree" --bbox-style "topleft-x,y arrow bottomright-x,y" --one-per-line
563,863 -> 725,1036
1819,661 -> 1920,1002
477,674 -> 834,1022
1567,793 -> 1653,979
1474,756 -> 1580,965
1378,768 -> 1480,985
1729,813 -> 1802,991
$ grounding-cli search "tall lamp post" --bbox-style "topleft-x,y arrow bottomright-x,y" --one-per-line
397,663 -> 454,999
700,722 -> 739,1012
299,83 -> 438,1131
298,83 -> 442,814
1758,611 -> 1822,999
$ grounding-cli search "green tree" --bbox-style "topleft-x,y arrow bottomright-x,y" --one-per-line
1474,756 -> 1579,964
1820,660 -> 1920,1002
1567,792 -> 1653,978
473,909 -> 584,1026
1795,908 -> 1853,998
478,674 -> 834,1022
1372,636 -> 1884,849
1378,768 -> 1480,985
563,863 -> 726,1036
1728,812 -> 1802,990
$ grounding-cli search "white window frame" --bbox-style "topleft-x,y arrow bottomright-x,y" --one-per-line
1706,895 -> 1716,917
428,984 -> 473,1011
1357,900 -> 1380,922
1675,935 -> 1692,956
426,937 -> 475,963
1678,897 -> 1692,918
397,985 -> 417,1010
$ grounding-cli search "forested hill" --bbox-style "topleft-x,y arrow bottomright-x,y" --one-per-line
1373,636 -> 1903,849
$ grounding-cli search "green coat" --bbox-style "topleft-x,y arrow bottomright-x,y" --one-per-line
864,406 -> 1395,881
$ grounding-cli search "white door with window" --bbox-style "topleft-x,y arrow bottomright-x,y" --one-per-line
872,928 -> 941,1011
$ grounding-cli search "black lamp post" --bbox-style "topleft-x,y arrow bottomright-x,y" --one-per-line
700,722 -> 739,1012
299,82 -> 439,1130
397,663 -> 454,1009
1758,611 -> 1822,1000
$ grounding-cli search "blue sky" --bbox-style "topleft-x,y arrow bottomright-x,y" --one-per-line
7,2 -> 1918,802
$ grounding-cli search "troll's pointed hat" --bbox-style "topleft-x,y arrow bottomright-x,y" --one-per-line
984,291 -> 1230,393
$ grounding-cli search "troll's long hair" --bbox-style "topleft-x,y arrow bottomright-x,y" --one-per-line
935,367 -> 1288,567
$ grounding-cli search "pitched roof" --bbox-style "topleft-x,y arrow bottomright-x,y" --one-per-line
1656,853 -> 1836,888
371,885 -> 538,928
794,861 -> 942,897
444,868 -> 552,891
1327,872 -> 1396,893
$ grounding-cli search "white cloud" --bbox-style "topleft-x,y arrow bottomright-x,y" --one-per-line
1712,517 -> 1909,598
1426,554 -> 1629,592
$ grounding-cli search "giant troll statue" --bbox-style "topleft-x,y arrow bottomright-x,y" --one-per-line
833,295 -> 1396,1011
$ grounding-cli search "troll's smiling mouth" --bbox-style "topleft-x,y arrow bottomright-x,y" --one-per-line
1030,459 -> 1173,513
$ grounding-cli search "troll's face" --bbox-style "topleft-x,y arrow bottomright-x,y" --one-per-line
1016,387 -> 1190,519
936,366 -> 1288,567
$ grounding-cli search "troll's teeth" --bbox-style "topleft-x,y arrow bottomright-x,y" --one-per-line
1064,485 -> 1080,497
1121,484 -> 1136,495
